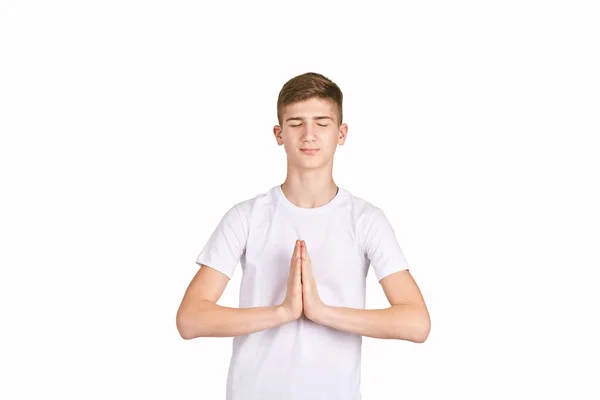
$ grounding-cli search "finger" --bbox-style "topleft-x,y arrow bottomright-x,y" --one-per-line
291,241 -> 298,272
302,241 -> 312,275
301,257 -> 309,280
293,240 -> 301,259
295,241 -> 302,270
302,258 -> 309,278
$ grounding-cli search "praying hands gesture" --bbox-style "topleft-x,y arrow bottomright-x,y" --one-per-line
279,240 -> 325,322
278,239 -> 429,342
299,240 -> 325,320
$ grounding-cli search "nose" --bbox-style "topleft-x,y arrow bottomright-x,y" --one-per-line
301,122 -> 317,142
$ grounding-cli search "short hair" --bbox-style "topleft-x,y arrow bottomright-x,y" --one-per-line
277,72 -> 343,126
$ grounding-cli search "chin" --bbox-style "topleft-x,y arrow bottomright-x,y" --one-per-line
293,160 -> 328,171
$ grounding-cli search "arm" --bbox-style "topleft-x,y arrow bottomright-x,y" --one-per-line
313,270 -> 430,342
176,264 -> 292,339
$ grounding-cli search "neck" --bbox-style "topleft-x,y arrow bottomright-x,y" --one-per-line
280,175 -> 338,209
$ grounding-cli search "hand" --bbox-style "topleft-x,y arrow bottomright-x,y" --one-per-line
300,240 -> 325,321
280,240 -> 303,322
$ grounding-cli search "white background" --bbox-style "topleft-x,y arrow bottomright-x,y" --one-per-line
1,1 -> 599,399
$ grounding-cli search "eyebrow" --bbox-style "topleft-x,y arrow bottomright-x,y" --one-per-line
285,116 -> 333,122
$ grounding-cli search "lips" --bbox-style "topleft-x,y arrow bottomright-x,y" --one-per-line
300,149 -> 320,155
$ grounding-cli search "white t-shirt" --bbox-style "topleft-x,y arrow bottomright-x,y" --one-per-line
196,184 -> 410,400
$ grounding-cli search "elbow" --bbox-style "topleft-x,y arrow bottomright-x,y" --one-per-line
176,308 -> 196,340
412,322 -> 430,343
398,307 -> 430,343
412,311 -> 431,343
177,300 -> 214,339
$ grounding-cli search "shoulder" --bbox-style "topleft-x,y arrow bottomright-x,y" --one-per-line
225,185 -> 281,230
339,188 -> 401,254
232,185 -> 279,216
339,187 -> 384,225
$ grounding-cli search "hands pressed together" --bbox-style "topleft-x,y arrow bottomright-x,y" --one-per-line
280,240 -> 326,322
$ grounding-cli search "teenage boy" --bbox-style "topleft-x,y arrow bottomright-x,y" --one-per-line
177,72 -> 430,400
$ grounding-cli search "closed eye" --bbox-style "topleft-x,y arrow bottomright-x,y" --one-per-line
290,124 -> 328,127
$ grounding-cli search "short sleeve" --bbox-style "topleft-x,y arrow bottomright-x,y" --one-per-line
195,204 -> 247,279
363,209 -> 410,282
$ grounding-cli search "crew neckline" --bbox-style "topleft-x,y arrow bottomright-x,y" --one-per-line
275,184 -> 346,215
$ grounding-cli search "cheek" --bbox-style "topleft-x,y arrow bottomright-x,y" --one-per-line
282,141 -> 300,157
326,135 -> 340,148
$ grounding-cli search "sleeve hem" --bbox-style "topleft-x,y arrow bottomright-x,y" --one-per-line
376,263 -> 410,283
195,257 -> 234,280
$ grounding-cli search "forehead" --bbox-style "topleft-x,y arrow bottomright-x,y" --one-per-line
282,97 -> 336,119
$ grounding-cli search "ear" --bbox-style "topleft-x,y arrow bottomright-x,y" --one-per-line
337,123 -> 348,145
273,125 -> 283,146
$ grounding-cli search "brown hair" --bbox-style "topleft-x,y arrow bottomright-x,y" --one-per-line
277,72 -> 343,126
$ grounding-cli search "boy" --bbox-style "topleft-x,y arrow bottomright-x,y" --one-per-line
176,72 -> 430,399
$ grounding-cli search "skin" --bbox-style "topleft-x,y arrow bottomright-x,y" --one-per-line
302,241 -> 431,341
275,97 -> 430,341
176,96 -> 430,342
273,96 -> 347,209
299,240 -> 325,321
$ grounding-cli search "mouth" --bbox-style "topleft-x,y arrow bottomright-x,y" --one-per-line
300,149 -> 320,155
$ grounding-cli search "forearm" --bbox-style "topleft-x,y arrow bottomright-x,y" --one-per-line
313,304 -> 430,342
177,301 -> 291,339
